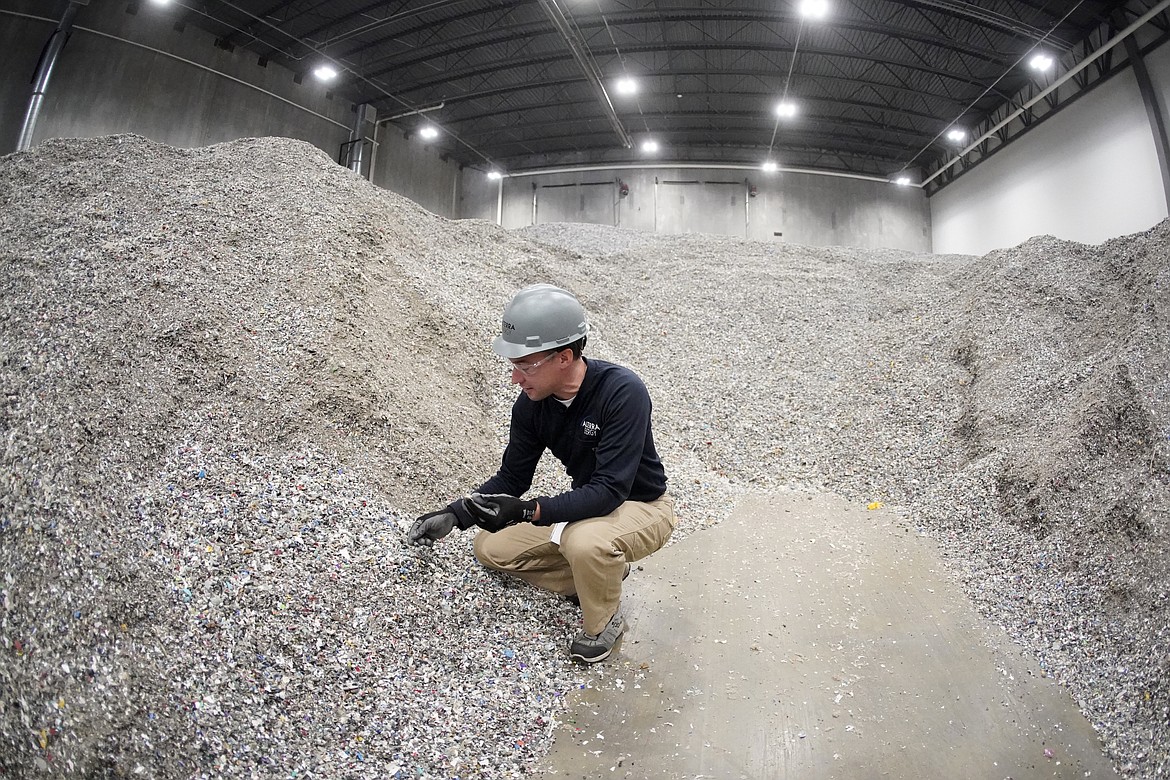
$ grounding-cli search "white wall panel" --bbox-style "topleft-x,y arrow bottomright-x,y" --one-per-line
931,44 -> 1170,255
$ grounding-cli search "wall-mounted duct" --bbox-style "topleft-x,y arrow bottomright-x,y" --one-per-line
17,0 -> 87,152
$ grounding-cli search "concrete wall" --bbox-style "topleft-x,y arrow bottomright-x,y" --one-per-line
1,1 -> 352,166
930,37 -> 1170,255
370,121 -> 463,218
461,166 -> 932,252
0,1 -> 484,219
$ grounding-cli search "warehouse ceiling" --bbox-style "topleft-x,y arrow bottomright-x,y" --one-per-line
181,0 -> 1168,192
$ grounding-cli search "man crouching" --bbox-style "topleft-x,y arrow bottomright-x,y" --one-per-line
408,283 -> 676,663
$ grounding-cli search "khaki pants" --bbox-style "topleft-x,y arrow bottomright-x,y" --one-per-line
473,494 -> 676,635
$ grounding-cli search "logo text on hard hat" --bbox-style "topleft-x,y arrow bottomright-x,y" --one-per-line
502,320 -> 515,331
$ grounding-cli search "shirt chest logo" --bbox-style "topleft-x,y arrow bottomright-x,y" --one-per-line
580,419 -> 601,439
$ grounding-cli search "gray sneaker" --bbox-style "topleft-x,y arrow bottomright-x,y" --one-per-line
569,607 -> 626,663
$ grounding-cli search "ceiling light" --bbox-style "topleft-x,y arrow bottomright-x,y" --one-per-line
894,175 -> 911,186
641,139 -> 659,153
946,128 -> 966,143
799,0 -> 830,19
487,170 -> 503,180
762,160 -> 779,173
419,125 -> 439,140
148,0 -> 173,5
312,64 -> 338,82
775,101 -> 797,119
615,77 -> 638,96
1029,53 -> 1054,72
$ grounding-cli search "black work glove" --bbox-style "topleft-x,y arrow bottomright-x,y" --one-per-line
463,493 -> 539,532
407,509 -> 457,547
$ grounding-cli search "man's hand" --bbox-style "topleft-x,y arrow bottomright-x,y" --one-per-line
463,493 -> 538,532
407,509 -> 457,546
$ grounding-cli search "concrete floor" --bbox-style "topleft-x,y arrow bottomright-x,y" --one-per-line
538,492 -> 1119,780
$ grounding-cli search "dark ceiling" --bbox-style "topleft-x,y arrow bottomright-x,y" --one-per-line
182,0 -> 1167,192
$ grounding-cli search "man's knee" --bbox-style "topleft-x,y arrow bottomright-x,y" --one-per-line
559,523 -> 617,561
472,530 -> 505,568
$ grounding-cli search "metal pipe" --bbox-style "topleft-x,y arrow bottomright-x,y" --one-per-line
377,103 -> 444,124
744,179 -> 750,238
348,103 -> 372,175
17,0 -> 84,152
368,121 -> 381,183
497,160 -> 897,185
653,176 -> 659,234
495,177 -> 503,225
535,0 -> 631,149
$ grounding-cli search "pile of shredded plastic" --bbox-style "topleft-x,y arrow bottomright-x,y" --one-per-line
1,135 -> 1166,778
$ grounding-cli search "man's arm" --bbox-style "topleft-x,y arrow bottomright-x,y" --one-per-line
537,379 -> 651,524
448,394 -> 545,528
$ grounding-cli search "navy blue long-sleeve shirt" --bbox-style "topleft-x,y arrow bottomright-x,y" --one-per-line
454,358 -> 668,526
